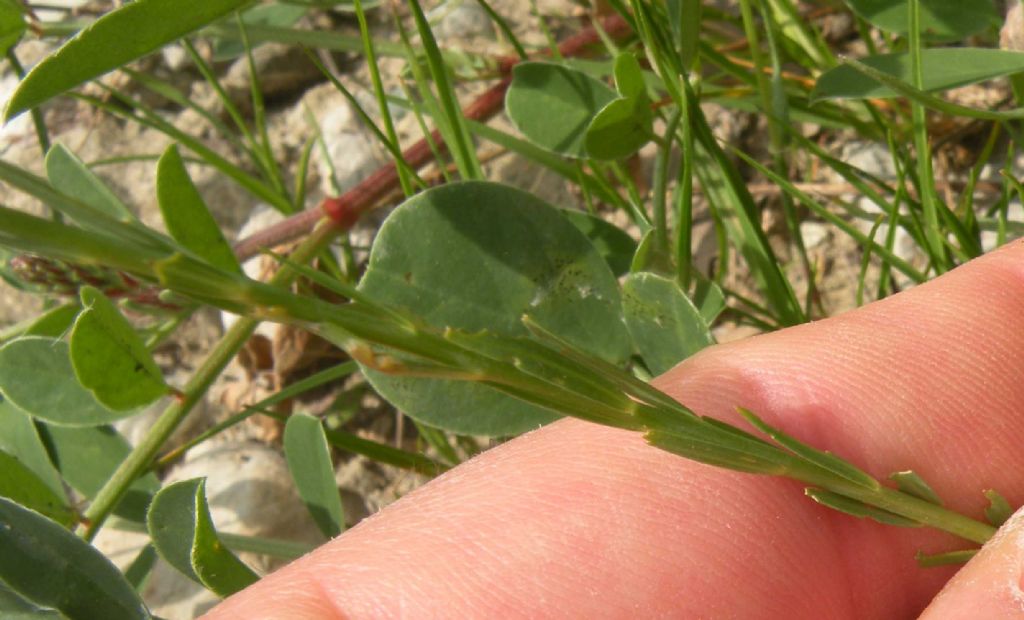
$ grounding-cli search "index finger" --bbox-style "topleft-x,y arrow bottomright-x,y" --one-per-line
205,242 -> 1024,619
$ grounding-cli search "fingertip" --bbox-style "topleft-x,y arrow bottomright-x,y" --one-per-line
922,508 -> 1024,618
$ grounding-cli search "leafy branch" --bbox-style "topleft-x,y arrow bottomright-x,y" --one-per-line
0,183 -> 1002,550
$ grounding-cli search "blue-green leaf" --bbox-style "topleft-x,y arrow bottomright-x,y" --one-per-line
358,181 -> 630,436
612,52 -> 646,100
622,272 -> 714,375
584,95 -> 653,161
812,49 -> 1024,102
147,478 -> 259,597
0,337 -> 134,426
45,143 -> 135,223
156,145 -> 242,275
843,0 -> 997,41
0,581 -> 67,619
560,208 -> 636,277
24,303 -> 80,339
0,497 -> 151,619
43,423 -> 158,523
0,399 -> 65,500
70,287 -> 168,411
284,414 -> 345,538
5,0 -> 253,119
505,62 -> 617,159
0,449 -> 75,527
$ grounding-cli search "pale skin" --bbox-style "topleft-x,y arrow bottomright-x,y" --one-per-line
205,241 -> 1024,618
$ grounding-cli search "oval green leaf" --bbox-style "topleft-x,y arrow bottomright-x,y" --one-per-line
0,399 -> 65,500
70,286 -> 168,411
613,52 -> 646,100
812,48 -> 1024,102
0,497 -> 152,619
560,208 -> 636,277
358,181 -> 630,436
0,581 -> 68,619
843,0 -> 997,40
157,145 -> 242,275
0,449 -> 75,527
45,143 -> 135,223
505,61 -> 617,159
42,423 -> 159,523
584,96 -> 654,161
147,478 -> 259,597
622,272 -> 714,375
284,414 -> 344,539
4,0 -> 252,120
24,303 -> 81,339
0,337 -> 134,426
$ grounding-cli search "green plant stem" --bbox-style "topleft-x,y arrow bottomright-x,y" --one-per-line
675,75 -> 696,288
5,50 -> 51,157
806,473 -> 996,545
353,0 -> 413,195
79,224 -> 340,541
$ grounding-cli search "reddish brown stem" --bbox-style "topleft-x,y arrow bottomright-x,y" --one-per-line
232,14 -> 632,261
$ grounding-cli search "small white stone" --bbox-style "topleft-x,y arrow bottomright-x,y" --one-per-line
799,221 -> 830,249
430,0 -> 494,39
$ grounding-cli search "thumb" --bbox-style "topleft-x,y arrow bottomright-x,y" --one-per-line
922,507 -> 1024,618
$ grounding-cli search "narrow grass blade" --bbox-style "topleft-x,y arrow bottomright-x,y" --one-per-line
984,489 -> 1013,527
738,407 -> 880,491
805,488 -> 920,527
889,470 -> 942,505
407,0 -> 481,179
733,149 -> 926,283
645,428 -> 790,476
916,549 -> 978,567
0,158 -> 170,254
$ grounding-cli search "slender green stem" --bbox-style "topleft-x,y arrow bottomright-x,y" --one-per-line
815,474 -> 996,545
908,0 -> 946,272
652,110 -> 681,260
79,224 -> 340,541
5,50 -> 51,157
353,0 -> 413,195
675,75 -> 696,288
153,361 -> 359,469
